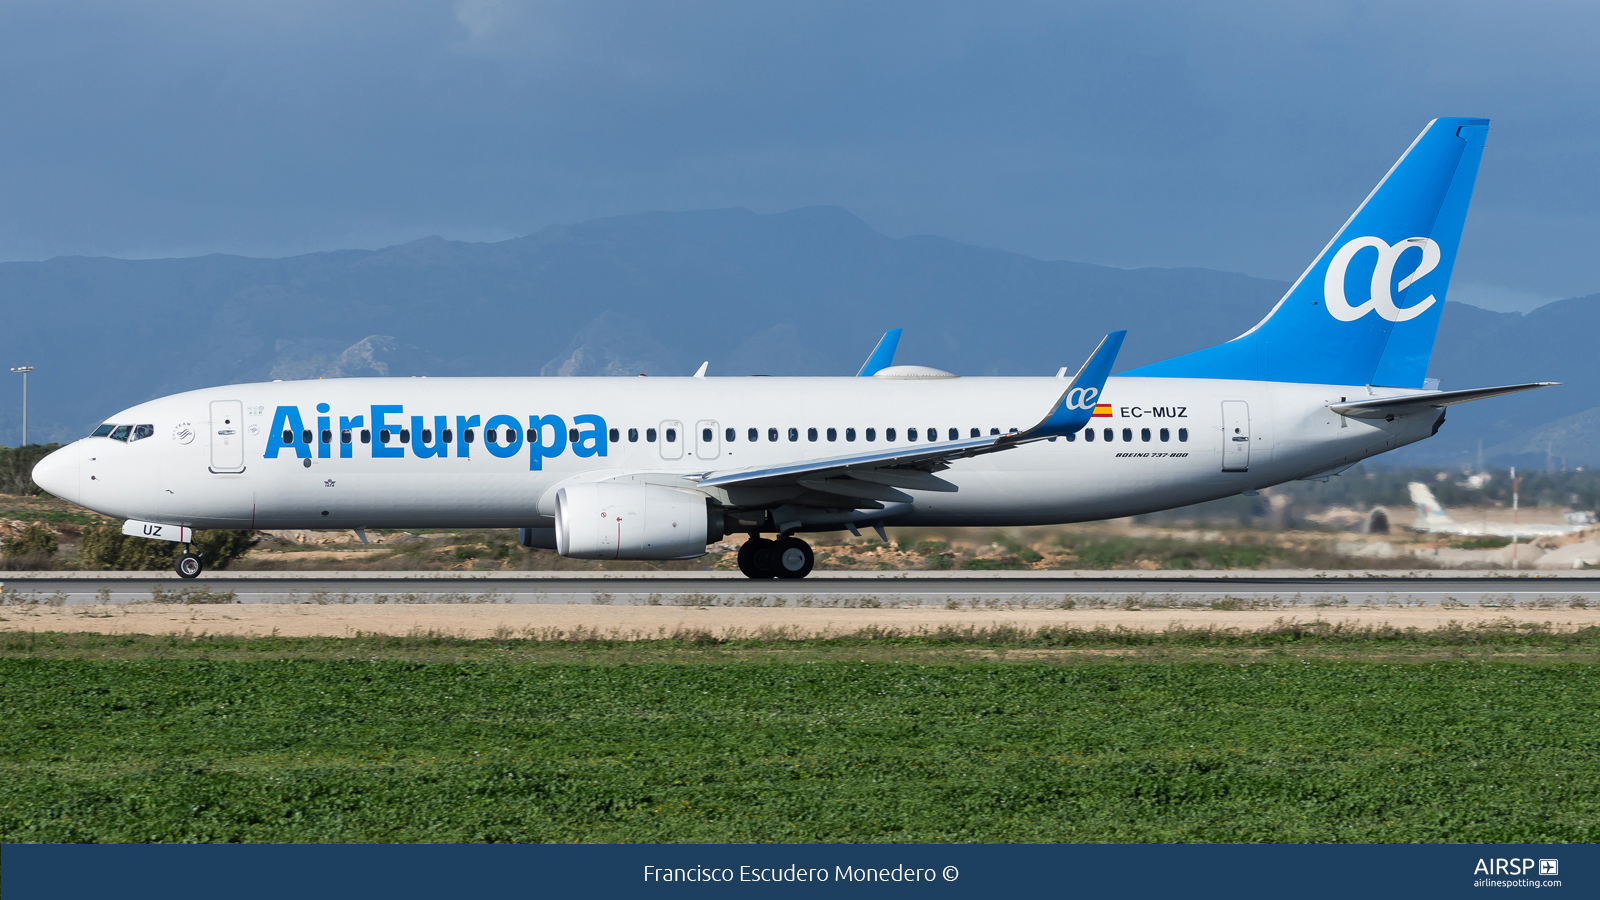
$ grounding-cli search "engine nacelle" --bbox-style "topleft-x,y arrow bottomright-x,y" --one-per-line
555,482 -> 717,560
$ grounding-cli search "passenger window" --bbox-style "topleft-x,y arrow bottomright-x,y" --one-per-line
764,427 -> 775,442
464,429 -> 475,444
361,429 -> 371,444
990,428 -> 1000,435
665,428 -> 677,442
527,429 -> 536,443
788,427 -> 798,442
1084,429 -> 1095,442
628,428 -> 639,442
1179,428 -> 1189,442
1160,428 -> 1169,442
568,428 -> 579,442
380,430 -> 391,444
282,429 -> 294,444
302,429 -> 313,444
846,428 -> 857,441
647,428 -> 657,442
866,428 -> 876,442
1141,428 -> 1150,442
1122,428 -> 1132,442
400,429 -> 411,443
485,428 -> 497,443
91,423 -> 115,437
131,424 -> 154,442
827,427 -> 837,441
703,427 -> 713,442
1066,432 -> 1076,441
886,428 -> 896,441
725,428 -> 734,442
341,430 -> 352,444
970,428 -> 980,438
807,427 -> 818,441
908,428 -> 918,441
322,429 -> 333,444
748,428 -> 758,442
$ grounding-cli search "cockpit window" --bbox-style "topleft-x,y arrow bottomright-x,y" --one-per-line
130,424 -> 154,442
91,424 -> 116,438
109,425 -> 131,442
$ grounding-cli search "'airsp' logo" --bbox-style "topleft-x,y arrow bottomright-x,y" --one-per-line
1323,235 -> 1441,322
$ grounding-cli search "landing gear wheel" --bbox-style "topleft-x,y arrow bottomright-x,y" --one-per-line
737,537 -> 777,579
176,551 -> 202,579
773,536 -> 814,579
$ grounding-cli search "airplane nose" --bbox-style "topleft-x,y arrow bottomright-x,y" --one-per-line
31,443 -> 80,504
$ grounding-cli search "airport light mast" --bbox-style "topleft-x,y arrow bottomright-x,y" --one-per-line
9,365 -> 32,447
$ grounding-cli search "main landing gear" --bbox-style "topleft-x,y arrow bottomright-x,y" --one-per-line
737,535 -> 814,579
175,545 -> 203,579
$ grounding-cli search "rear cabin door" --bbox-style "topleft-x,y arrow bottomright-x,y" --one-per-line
210,400 -> 246,473
1221,400 -> 1250,472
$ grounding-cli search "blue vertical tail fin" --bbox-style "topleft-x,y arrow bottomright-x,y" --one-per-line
1125,118 -> 1488,388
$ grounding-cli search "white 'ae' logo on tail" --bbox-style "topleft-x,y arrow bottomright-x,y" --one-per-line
1323,236 -> 1441,322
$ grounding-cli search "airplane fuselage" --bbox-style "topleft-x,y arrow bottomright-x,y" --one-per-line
38,374 -> 1438,533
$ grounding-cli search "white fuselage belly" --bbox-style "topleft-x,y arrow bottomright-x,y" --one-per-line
56,375 -> 1435,531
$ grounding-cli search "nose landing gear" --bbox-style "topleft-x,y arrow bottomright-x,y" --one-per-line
736,535 -> 814,579
176,546 -> 203,579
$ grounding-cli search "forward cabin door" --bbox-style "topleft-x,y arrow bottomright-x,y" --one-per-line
1221,400 -> 1250,472
210,400 -> 246,473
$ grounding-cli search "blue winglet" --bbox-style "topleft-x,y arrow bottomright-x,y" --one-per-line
1025,331 -> 1126,439
857,328 -> 903,376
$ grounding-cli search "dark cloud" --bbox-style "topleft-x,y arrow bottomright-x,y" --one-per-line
2,1 -> 1597,304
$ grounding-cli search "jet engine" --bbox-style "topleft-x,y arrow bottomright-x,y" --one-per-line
555,482 -> 721,560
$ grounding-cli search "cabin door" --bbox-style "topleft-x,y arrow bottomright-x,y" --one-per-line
1221,401 -> 1250,472
210,400 -> 246,473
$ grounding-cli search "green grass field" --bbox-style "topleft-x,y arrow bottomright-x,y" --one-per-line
0,628 -> 1596,844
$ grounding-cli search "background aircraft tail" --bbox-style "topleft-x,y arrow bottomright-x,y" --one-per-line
1126,118 -> 1488,388
1408,482 -> 1455,528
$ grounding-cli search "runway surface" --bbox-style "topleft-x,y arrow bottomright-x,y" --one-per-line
4,570 -> 1599,607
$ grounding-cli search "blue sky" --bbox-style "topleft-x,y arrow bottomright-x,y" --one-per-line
3,1 -> 1598,311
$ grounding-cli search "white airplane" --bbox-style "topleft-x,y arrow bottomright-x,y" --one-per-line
32,117 -> 1556,579
1408,482 -> 1583,539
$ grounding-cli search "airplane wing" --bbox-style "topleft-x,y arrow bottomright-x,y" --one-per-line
695,332 -> 1126,507
856,328 -> 903,376
1331,382 -> 1558,419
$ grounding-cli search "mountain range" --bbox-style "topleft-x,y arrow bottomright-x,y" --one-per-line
1,205 -> 1592,468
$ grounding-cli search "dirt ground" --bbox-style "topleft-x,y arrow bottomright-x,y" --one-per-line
2,603 -> 1596,639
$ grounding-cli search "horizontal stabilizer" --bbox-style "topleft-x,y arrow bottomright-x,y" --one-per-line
1331,382 -> 1557,419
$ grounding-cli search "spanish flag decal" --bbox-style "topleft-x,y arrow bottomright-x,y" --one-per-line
1091,404 -> 1113,417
